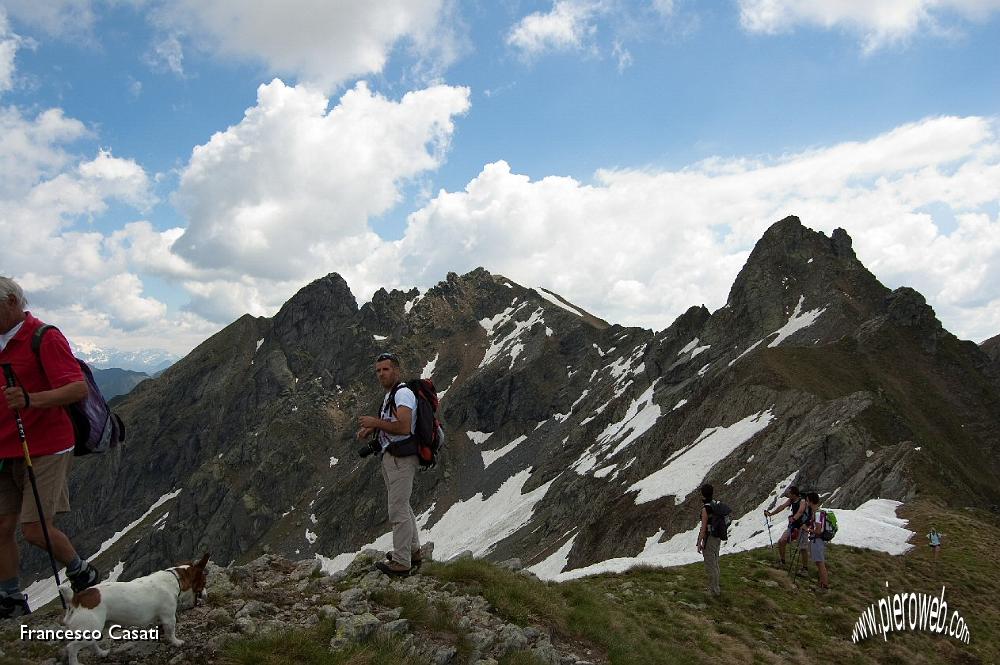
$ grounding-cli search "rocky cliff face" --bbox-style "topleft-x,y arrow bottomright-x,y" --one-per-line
23,216 -> 1000,587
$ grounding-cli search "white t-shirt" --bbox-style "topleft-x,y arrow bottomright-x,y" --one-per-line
0,320 -> 24,352
379,384 -> 417,451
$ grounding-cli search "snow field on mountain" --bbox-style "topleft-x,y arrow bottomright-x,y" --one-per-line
422,352 -> 438,379
534,473 -> 914,581
628,410 -> 775,505
769,295 -> 827,348
319,469 -> 555,572
537,287 -> 587,317
479,301 -> 546,369
482,435 -> 528,468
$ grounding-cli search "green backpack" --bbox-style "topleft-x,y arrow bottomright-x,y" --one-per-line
820,510 -> 838,541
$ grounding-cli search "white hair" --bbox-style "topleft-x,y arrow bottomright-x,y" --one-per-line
0,276 -> 27,309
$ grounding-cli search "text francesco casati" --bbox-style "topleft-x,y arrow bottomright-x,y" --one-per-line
20,625 -> 161,641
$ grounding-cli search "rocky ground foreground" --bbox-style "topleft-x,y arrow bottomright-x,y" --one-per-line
6,546 -> 603,665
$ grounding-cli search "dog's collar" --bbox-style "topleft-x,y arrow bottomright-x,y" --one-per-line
168,568 -> 183,598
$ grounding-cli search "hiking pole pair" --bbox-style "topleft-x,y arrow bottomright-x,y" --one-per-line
2,363 -> 67,610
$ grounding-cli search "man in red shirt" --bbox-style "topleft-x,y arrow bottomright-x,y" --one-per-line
0,277 -> 100,619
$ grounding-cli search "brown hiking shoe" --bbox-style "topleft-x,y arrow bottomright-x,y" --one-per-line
386,552 -> 422,566
375,561 -> 412,577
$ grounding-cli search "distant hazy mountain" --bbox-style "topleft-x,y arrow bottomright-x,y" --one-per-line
91,367 -> 150,400
72,345 -> 178,373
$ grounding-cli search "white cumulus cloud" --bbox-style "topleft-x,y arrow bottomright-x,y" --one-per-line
152,0 -> 457,91
389,116 -> 1000,342
0,100 -> 213,353
0,9 -> 21,95
507,0 -> 605,56
149,79 -> 470,322
738,0 -> 1000,52
0,0 -> 96,39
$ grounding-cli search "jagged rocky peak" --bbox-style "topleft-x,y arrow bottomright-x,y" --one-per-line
982,333 -> 1000,383
273,272 -> 358,331
358,286 -> 419,335
983,333 -> 1000,362
719,216 -> 888,342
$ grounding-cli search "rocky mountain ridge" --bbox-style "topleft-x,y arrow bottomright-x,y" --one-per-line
21,216 -> 1000,594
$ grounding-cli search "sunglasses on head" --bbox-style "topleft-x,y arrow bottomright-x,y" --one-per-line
376,352 -> 399,363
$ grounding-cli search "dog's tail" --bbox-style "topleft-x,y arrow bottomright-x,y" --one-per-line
58,583 -> 75,623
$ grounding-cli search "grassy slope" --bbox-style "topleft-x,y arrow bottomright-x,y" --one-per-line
3,501 -> 995,664
410,502 -> 998,665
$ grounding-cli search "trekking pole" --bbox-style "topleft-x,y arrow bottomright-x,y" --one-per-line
2,364 -> 67,610
764,514 -> 776,556
787,531 -> 801,581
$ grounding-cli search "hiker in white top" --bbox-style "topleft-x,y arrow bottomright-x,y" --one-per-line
357,352 -> 422,576
805,492 -> 829,591
927,529 -> 944,561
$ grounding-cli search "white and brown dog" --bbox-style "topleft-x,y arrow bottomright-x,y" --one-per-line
58,553 -> 210,665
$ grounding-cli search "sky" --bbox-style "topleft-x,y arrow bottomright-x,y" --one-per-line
1,0 -> 999,357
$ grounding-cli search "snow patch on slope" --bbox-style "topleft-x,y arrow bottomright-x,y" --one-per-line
422,352 -> 439,379
404,293 -> 423,314
768,295 -> 827,348
319,469 -> 555,570
629,409 -> 774,505
482,435 -> 528,468
479,303 -> 545,369
537,287 -> 587,317
572,381 -> 661,475
542,474 -> 914,581
528,533 -> 578,578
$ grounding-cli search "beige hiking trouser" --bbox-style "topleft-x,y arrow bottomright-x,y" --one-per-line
381,453 -> 421,567
703,536 -> 721,596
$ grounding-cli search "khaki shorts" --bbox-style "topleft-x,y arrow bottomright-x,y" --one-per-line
0,453 -> 72,523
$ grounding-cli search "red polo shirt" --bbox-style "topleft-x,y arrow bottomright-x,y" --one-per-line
0,313 -> 84,458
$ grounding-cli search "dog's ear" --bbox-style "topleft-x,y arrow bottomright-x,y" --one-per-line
196,552 -> 210,568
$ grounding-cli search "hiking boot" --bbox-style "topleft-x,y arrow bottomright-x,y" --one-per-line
375,561 -> 412,577
386,551 -> 423,567
0,594 -> 31,620
69,562 -> 101,593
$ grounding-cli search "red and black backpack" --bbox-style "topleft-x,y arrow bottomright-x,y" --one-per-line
385,379 -> 445,468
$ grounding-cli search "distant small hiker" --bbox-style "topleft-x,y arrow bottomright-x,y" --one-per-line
357,352 -> 422,576
805,492 -> 829,591
927,528 -> 944,560
697,483 -> 730,598
764,485 -> 809,570
0,277 -> 100,619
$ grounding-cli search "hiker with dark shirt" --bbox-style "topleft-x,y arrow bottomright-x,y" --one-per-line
764,485 -> 809,570
357,352 -> 422,576
0,277 -> 100,619
805,492 -> 829,590
696,484 -> 722,598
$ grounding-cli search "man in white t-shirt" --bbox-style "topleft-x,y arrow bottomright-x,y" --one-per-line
357,352 -> 422,575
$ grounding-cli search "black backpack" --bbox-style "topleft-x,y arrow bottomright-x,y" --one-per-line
32,325 -> 126,456
386,379 -> 445,468
705,500 -> 733,540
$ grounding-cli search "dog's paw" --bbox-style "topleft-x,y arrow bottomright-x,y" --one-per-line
169,637 -> 185,647
94,644 -> 110,657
